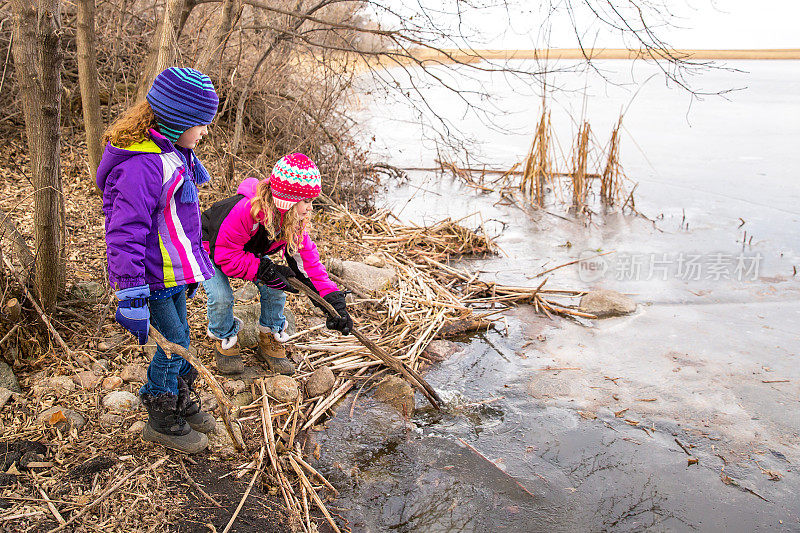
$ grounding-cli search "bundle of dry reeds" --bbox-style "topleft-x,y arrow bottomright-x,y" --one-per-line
521,97 -> 553,207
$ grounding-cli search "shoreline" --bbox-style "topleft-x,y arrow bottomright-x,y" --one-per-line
389,48 -> 800,65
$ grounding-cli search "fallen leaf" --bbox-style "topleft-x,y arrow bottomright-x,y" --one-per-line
578,411 -> 597,420
614,408 -> 628,417
47,410 -> 67,426
624,419 -> 640,426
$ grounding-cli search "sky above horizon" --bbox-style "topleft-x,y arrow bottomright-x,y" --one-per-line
377,1 -> 800,50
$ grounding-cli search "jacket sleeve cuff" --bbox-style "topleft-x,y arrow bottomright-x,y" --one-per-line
115,285 -> 151,300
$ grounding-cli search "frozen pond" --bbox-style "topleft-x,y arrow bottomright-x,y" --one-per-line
312,60 -> 800,531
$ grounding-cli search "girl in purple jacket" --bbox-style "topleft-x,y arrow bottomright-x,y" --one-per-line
201,153 -> 352,376
97,68 -> 218,454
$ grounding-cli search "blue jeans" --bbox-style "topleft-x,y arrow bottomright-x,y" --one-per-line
140,288 -> 194,397
203,265 -> 287,340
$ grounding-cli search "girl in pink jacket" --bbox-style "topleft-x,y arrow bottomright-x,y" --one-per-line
201,153 -> 351,375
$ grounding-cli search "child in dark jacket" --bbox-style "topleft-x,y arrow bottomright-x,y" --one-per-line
97,68 -> 219,454
201,153 -> 352,375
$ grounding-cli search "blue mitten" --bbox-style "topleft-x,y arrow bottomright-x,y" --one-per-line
115,285 -> 150,345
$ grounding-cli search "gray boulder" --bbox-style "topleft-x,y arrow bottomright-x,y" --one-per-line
234,283 -> 260,302
0,361 -> 20,393
327,259 -> 397,294
374,376 -> 414,415
579,289 -> 636,318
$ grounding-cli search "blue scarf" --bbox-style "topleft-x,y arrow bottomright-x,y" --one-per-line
173,148 -> 211,204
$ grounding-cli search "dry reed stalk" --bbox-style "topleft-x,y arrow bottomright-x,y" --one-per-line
521,97 -> 553,206
601,116 -> 623,206
571,121 -> 591,212
288,455 -> 342,533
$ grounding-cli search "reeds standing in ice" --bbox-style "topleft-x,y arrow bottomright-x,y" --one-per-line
570,121 -> 591,213
521,99 -> 553,207
601,116 -> 623,206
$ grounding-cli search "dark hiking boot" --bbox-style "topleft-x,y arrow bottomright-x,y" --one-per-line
257,330 -> 295,375
177,369 -> 216,434
214,339 -> 244,375
141,393 -> 208,454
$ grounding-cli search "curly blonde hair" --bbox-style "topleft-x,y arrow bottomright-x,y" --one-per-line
102,100 -> 158,148
250,180 -> 308,255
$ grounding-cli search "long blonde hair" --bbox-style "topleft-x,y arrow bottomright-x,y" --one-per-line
103,100 -> 157,147
250,180 -> 307,255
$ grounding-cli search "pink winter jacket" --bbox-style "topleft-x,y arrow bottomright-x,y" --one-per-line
201,178 -> 339,296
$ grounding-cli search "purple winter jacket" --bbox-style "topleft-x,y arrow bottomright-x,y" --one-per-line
96,129 -> 214,290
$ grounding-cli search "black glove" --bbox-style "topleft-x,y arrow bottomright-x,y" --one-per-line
256,257 -> 298,293
322,290 -> 352,335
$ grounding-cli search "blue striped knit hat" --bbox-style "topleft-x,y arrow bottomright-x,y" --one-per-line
146,67 -> 218,143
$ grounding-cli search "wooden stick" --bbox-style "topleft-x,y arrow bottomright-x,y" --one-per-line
222,447 -> 265,533
37,485 -> 65,525
289,456 -> 342,533
48,456 -> 169,533
290,453 -> 338,495
288,278 -> 442,410
0,324 -> 19,346
148,326 -> 245,452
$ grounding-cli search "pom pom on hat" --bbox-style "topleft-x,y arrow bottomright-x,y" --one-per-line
146,67 -> 218,143
269,153 -> 322,212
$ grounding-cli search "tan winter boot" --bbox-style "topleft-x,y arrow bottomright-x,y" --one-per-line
214,339 -> 244,375
257,330 -> 295,375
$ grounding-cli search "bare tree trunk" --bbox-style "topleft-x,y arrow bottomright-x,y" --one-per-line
177,0 -> 198,36
10,0 -> 65,311
194,0 -> 242,74
76,0 -> 104,184
137,0 -> 186,100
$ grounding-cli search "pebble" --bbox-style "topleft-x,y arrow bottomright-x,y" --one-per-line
102,376 -> 124,390
223,380 -> 246,395
102,391 -> 141,412
128,420 -> 146,434
424,340 -> 461,361
73,371 -> 102,389
91,359 -> 110,374
38,406 -> 87,432
579,289 -> 636,318
120,364 -> 147,383
263,375 -> 299,403
305,367 -> 335,397
100,413 -> 123,427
